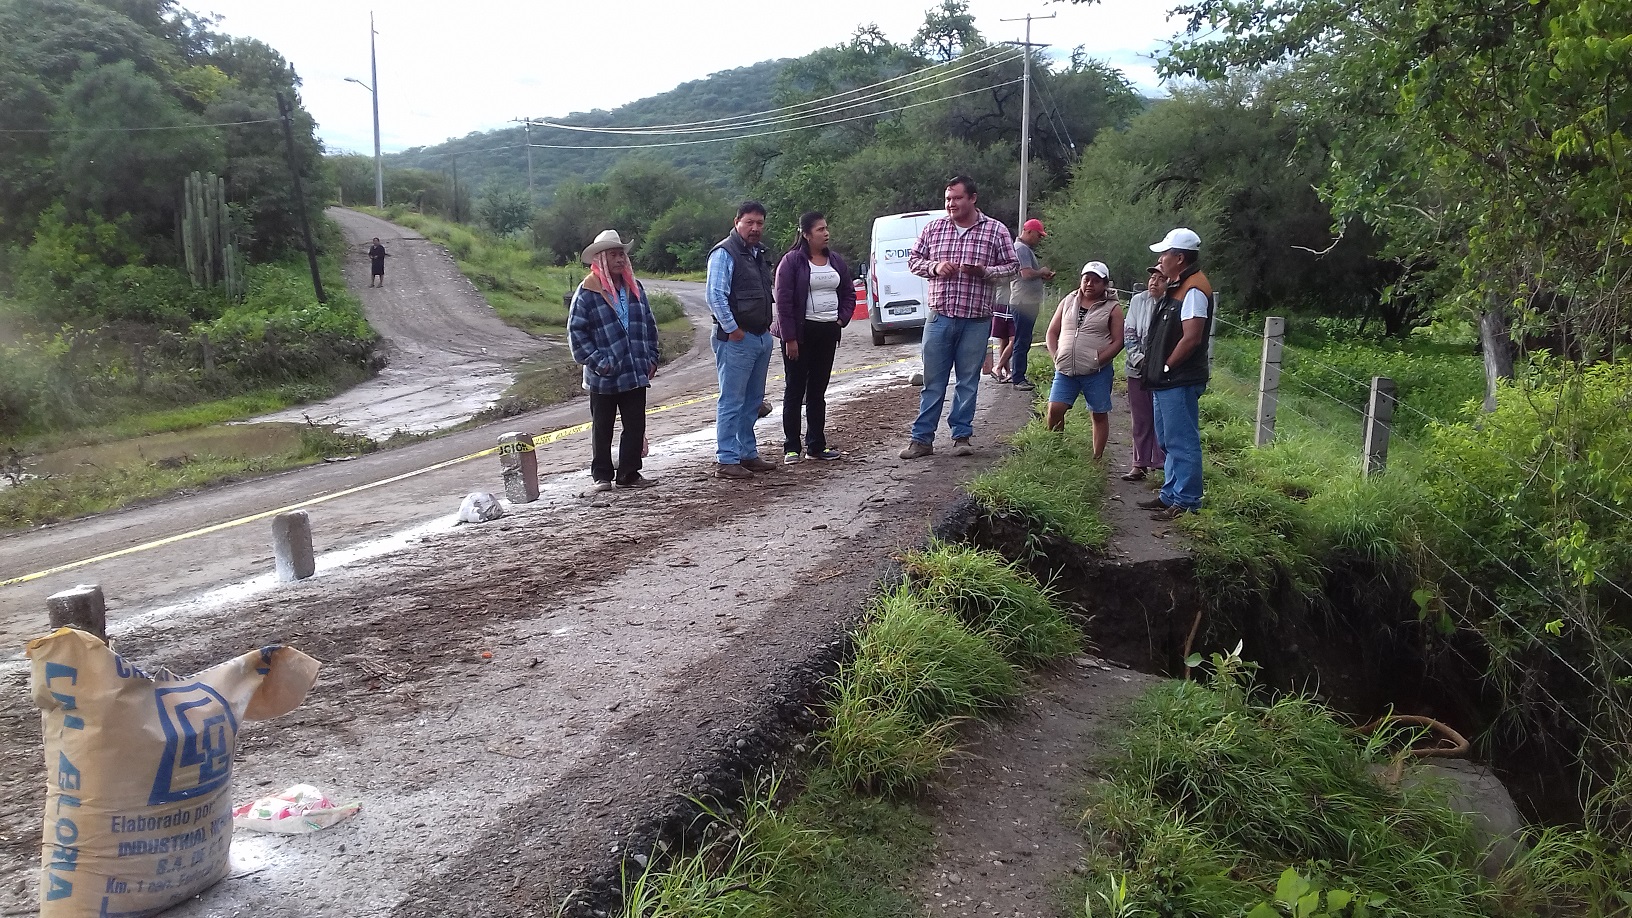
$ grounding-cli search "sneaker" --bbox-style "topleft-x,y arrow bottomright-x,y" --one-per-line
616,474 -> 657,489
899,439 -> 933,459
784,451 -> 803,465
808,448 -> 842,461
587,479 -> 614,493
716,462 -> 752,480
1012,379 -> 1036,391
952,437 -> 974,456
742,455 -> 779,472
1120,469 -> 1148,482
1135,496 -> 1168,511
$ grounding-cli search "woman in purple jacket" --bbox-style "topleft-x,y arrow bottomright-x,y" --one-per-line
773,211 -> 854,463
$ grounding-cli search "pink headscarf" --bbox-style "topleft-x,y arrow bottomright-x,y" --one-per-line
590,249 -> 639,302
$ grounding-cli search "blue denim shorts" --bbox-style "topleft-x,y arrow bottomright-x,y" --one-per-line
1049,365 -> 1114,413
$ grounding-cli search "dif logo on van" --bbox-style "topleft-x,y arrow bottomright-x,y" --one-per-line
880,247 -> 912,262
148,684 -> 238,805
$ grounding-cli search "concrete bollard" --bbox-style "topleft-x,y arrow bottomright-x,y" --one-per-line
47,584 -> 107,642
272,510 -> 316,581
498,432 -> 540,503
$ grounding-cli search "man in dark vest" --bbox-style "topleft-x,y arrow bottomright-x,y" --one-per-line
1138,228 -> 1214,520
706,201 -> 779,479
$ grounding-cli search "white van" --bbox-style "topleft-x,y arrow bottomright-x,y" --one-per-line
866,209 -> 947,346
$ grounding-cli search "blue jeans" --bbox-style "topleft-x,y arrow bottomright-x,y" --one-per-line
1009,306 -> 1038,383
1152,383 -> 1205,510
712,331 -> 772,464
911,313 -> 990,444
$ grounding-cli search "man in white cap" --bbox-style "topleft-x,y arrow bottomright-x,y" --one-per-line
1138,228 -> 1213,520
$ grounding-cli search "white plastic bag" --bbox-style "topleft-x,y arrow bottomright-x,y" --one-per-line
232,784 -> 359,834
458,491 -> 504,523
28,628 -> 319,917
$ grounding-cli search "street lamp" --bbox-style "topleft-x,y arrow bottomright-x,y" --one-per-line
343,12 -> 383,209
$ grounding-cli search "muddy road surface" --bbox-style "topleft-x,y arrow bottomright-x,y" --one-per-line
0,300 -> 1040,915
253,208 -> 551,438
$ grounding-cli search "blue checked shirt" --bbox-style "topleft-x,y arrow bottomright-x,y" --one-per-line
568,278 -> 661,394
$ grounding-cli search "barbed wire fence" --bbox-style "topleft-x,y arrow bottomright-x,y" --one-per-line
1203,311 -> 1632,788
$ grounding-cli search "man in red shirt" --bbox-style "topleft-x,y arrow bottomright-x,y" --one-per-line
899,176 -> 1019,458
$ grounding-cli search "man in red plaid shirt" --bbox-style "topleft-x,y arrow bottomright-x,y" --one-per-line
899,175 -> 1019,459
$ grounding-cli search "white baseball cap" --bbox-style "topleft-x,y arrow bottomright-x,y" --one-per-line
1080,261 -> 1110,279
1149,228 -> 1202,253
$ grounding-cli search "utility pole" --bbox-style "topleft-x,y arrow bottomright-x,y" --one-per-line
343,12 -> 384,208
369,12 -> 383,208
449,152 -> 461,223
277,91 -> 326,304
1001,12 -> 1054,226
523,119 -> 535,200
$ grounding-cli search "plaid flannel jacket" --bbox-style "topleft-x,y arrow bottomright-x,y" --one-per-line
906,212 -> 1020,319
568,276 -> 661,394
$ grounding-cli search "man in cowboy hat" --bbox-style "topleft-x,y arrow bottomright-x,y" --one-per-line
568,229 -> 662,492
705,201 -> 778,480
1137,228 -> 1213,520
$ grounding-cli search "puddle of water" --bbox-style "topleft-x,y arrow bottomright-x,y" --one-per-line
17,424 -> 310,478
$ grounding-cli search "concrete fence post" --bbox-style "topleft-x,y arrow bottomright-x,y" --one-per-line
1363,376 -> 1397,478
272,510 -> 316,581
48,584 -> 107,642
498,432 -> 540,504
1207,292 -> 1219,372
1255,316 -> 1285,447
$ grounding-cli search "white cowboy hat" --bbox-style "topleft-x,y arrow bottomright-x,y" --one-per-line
582,229 -> 634,264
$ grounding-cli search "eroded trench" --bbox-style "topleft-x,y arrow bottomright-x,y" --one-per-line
548,494 -> 1585,918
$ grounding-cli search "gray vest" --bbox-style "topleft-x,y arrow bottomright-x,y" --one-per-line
710,231 -> 774,336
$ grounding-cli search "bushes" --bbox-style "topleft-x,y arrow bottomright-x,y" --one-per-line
968,418 -> 1113,549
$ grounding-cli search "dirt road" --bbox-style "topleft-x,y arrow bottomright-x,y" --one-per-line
252,208 -> 552,438
0,375 -> 1038,917
0,216 -> 1049,914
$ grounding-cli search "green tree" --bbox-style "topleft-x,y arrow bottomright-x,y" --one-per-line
477,183 -> 534,236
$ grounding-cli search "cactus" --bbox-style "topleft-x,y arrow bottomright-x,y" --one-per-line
181,171 -> 245,302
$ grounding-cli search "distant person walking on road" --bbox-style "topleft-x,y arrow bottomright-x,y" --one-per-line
774,211 -> 854,464
707,201 -> 779,480
1138,228 -> 1214,520
1120,265 -> 1167,481
568,229 -> 661,492
1044,261 -> 1123,460
368,237 -> 388,287
1008,218 -> 1055,390
899,176 -> 1019,459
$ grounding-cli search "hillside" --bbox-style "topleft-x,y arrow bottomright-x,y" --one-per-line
384,59 -> 789,203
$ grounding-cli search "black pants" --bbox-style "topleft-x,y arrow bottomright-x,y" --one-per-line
781,320 -> 841,454
589,387 -> 647,483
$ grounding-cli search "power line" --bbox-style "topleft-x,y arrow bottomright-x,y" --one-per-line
0,118 -> 280,134
521,79 -> 1024,150
526,45 -> 1015,134
527,50 -> 1020,137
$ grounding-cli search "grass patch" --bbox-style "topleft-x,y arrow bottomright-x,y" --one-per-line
1080,654 -> 1497,918
903,540 -> 1079,665
968,418 -> 1113,549
1,426 -> 376,529
618,769 -> 930,918
622,543 -> 1079,913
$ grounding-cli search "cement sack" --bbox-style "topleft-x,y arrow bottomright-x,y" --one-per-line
27,627 -> 320,917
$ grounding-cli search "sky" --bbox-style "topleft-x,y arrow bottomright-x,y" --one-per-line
194,0 -> 1189,155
